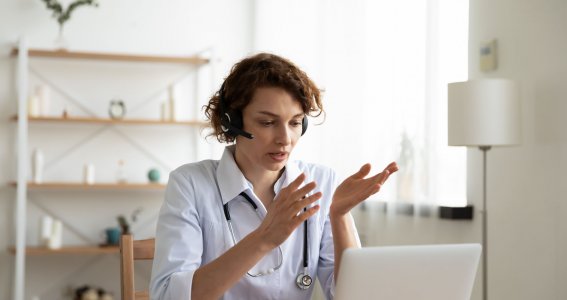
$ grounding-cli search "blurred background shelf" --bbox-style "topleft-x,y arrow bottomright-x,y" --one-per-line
10,115 -> 208,126
8,182 -> 166,191
8,245 -> 119,256
11,48 -> 210,65
9,39 -> 214,300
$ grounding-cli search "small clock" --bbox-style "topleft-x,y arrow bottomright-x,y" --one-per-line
108,100 -> 126,119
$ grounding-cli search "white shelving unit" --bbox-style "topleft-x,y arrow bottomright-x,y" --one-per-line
11,38 -> 216,300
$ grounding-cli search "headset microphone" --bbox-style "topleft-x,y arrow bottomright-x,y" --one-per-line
220,113 -> 254,139
229,127 -> 254,140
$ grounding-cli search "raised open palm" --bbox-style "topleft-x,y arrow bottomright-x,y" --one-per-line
331,162 -> 398,216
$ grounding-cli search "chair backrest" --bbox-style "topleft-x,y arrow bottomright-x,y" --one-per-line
120,234 -> 155,300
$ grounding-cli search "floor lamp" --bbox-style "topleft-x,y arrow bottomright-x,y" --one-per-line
448,79 -> 521,300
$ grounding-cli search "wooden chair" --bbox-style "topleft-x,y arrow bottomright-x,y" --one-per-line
120,234 -> 155,300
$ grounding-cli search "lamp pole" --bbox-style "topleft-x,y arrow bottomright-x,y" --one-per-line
479,145 -> 491,300
449,78 -> 520,300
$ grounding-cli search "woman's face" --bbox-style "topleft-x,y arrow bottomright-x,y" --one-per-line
235,86 -> 304,174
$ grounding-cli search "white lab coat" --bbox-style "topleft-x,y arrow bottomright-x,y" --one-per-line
150,145 -> 357,299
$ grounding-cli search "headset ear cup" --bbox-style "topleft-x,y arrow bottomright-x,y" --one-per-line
218,85 -> 234,138
301,116 -> 308,136
220,112 -> 234,137
220,113 -> 228,132
232,111 -> 243,131
220,109 -> 254,139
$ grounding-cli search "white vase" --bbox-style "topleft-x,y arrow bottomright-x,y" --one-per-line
54,25 -> 68,50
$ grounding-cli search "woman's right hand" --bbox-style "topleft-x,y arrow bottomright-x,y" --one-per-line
255,173 -> 322,249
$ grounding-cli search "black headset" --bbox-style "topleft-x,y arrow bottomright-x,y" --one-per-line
218,82 -> 308,140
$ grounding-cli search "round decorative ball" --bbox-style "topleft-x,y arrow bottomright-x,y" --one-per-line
147,168 -> 160,183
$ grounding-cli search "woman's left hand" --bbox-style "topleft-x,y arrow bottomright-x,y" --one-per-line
330,162 -> 399,217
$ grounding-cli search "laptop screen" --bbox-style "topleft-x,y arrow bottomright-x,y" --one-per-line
334,244 -> 481,300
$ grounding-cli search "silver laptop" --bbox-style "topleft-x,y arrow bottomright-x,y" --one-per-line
334,244 -> 481,300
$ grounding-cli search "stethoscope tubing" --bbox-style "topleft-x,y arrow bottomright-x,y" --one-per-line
224,192 -> 284,277
214,171 -> 312,289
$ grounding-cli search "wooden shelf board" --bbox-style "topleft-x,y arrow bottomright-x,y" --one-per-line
8,245 -> 119,255
8,182 -> 166,190
10,115 -> 208,126
11,48 -> 209,65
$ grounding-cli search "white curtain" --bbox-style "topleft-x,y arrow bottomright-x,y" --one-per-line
252,0 -> 468,208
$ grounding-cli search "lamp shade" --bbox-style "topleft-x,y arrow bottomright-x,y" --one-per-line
448,79 -> 521,146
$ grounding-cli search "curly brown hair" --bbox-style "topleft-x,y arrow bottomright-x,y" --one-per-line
203,53 -> 324,143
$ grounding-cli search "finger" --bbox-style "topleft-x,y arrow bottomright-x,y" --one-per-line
367,182 -> 382,197
368,162 -> 398,183
284,173 -> 306,194
293,205 -> 320,226
379,170 -> 390,185
368,165 -> 395,185
289,181 -> 318,202
386,162 -> 399,173
291,191 -> 322,213
368,169 -> 387,184
352,163 -> 371,179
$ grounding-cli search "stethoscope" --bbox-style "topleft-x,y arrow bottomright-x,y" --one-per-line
221,191 -> 313,290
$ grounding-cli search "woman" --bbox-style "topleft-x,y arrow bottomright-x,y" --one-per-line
150,53 -> 398,300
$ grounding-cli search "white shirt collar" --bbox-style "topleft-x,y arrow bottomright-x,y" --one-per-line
215,145 -> 303,205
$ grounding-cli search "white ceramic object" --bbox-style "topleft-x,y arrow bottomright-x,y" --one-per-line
31,148 -> 43,183
84,163 -> 95,185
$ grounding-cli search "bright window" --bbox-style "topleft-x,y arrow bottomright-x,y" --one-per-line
253,0 -> 468,207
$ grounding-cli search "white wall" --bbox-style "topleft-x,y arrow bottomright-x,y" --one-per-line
468,0 -> 567,298
0,1 -> 253,299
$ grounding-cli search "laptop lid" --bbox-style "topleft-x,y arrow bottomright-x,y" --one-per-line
334,244 -> 481,300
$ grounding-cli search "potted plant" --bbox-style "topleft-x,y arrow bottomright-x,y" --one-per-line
40,0 -> 99,49
117,207 -> 143,236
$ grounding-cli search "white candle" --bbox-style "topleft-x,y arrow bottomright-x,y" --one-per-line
37,85 -> 51,116
40,215 -> 53,246
168,85 -> 176,121
84,163 -> 95,185
48,219 -> 62,249
28,94 -> 40,117
32,148 -> 44,184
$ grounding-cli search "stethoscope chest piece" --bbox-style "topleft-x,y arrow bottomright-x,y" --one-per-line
296,273 -> 313,290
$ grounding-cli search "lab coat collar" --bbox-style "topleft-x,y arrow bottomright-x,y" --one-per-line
278,157 -> 302,190
216,145 -> 251,205
216,145 -> 303,205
